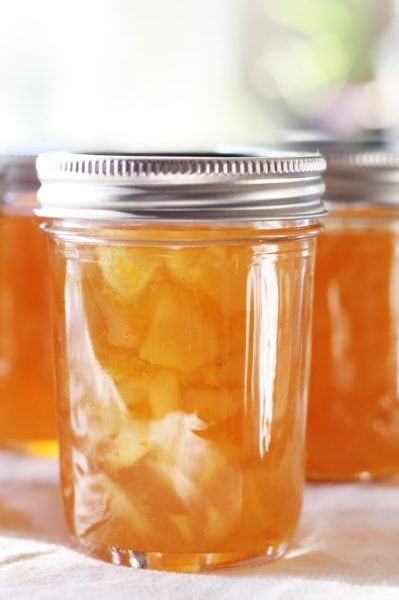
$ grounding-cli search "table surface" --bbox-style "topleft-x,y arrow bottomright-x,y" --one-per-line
0,450 -> 398,600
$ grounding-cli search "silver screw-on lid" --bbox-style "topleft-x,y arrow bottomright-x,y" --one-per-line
0,154 -> 39,193
36,151 -> 326,221
271,141 -> 399,205
324,147 -> 399,205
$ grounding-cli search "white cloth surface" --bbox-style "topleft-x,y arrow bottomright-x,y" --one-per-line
0,450 -> 398,600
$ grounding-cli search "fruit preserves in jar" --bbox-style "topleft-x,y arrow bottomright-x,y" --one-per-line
49,224 -> 318,571
0,177 -> 57,452
307,207 -> 399,480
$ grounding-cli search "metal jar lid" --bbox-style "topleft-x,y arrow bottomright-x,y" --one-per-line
295,143 -> 399,206
0,154 -> 39,195
36,152 -> 326,221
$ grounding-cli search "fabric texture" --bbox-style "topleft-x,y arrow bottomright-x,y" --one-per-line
0,450 -> 398,600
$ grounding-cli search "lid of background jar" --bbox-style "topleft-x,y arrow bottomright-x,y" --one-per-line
321,144 -> 399,205
0,153 -> 39,196
246,139 -> 399,206
36,151 -> 326,221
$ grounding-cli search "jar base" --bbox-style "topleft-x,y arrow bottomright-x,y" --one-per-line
0,440 -> 58,458
77,540 -> 289,572
306,468 -> 399,482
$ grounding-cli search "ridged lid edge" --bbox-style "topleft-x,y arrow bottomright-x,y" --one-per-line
327,150 -> 399,171
37,152 -> 326,182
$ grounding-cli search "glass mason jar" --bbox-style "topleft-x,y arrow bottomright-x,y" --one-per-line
0,154 -> 57,454
307,146 -> 399,480
37,152 -> 325,571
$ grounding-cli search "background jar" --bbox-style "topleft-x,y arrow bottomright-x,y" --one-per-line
307,146 -> 399,481
0,154 -> 57,454
37,152 -> 325,572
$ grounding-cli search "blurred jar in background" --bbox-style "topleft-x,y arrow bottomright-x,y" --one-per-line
0,154 -> 57,455
307,145 -> 399,480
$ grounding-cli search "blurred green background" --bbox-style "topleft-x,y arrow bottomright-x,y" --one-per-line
0,0 -> 397,150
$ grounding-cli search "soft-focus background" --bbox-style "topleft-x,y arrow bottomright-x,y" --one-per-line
1,0 -> 398,150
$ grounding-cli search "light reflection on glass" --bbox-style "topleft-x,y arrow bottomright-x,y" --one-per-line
245,257 -> 279,458
326,278 -> 354,394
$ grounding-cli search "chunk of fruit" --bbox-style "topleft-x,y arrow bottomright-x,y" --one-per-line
115,370 -> 181,419
97,246 -> 160,301
104,421 -> 151,470
102,351 -> 157,384
116,377 -> 149,410
83,393 -> 128,440
184,388 -> 242,424
166,246 -> 249,315
199,352 -> 246,388
148,370 -> 181,419
139,282 -> 220,372
97,293 -> 144,349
